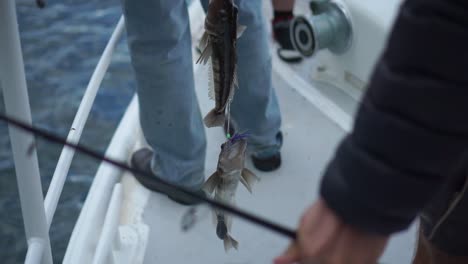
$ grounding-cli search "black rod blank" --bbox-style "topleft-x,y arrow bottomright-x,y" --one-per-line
0,112 -> 297,240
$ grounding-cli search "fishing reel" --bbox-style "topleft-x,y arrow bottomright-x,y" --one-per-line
290,0 -> 353,57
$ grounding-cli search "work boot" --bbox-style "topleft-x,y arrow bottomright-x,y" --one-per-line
130,148 -> 206,205
224,120 -> 282,172
251,131 -> 283,172
413,227 -> 468,264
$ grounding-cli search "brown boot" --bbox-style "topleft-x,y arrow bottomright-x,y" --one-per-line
413,228 -> 468,264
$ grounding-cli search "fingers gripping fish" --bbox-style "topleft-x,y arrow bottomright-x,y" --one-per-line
202,133 -> 260,251
197,0 -> 247,128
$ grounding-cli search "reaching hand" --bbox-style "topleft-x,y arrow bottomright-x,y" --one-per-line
274,198 -> 389,264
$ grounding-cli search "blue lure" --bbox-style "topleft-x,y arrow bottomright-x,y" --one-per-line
229,131 -> 250,143
223,131 -> 250,150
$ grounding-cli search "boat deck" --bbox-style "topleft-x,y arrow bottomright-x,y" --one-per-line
118,57 -> 417,264
117,12 -> 417,264
108,1 -> 417,263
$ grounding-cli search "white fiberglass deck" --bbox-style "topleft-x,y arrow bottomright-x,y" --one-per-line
117,45 -> 418,264
67,1 -> 417,263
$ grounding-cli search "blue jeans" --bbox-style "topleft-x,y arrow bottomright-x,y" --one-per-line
121,0 -> 282,189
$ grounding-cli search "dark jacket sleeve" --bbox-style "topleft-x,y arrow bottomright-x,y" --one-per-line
320,0 -> 468,235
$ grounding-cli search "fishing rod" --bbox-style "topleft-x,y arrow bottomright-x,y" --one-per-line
0,112 -> 297,240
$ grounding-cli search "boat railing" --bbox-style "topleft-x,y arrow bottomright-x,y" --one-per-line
43,16 -> 125,228
0,0 -> 126,262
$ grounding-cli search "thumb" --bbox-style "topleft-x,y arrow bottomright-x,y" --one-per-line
274,243 -> 300,264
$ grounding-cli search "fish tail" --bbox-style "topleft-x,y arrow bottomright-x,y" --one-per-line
217,215 -> 238,251
216,216 -> 228,240
223,234 -> 239,251
204,109 -> 225,128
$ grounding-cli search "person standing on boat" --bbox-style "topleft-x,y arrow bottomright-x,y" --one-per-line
121,0 -> 283,205
275,0 -> 468,263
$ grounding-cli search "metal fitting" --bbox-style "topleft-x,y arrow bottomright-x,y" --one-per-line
290,0 -> 353,57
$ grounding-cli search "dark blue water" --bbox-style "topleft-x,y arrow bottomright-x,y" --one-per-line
0,1 -> 134,262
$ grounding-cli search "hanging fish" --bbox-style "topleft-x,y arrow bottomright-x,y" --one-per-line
202,132 -> 259,251
197,0 -> 246,128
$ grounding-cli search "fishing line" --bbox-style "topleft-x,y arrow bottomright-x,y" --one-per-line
0,112 -> 297,240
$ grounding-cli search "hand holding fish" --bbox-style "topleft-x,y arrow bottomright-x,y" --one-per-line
274,198 -> 389,264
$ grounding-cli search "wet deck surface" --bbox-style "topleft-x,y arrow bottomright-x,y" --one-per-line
121,1 -> 418,263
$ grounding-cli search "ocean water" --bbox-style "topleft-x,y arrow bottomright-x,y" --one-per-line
0,0 -> 134,262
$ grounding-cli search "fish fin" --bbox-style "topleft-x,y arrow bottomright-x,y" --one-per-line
228,65 -> 237,102
208,58 -> 215,100
240,176 -> 252,194
203,171 -> 221,194
228,86 -> 235,103
203,44 -> 212,65
241,168 -> 260,191
233,65 -> 239,89
204,109 -> 225,127
196,42 -> 212,65
224,235 -> 239,251
198,31 -> 209,50
211,211 -> 218,226
226,215 -> 233,231
237,25 -> 247,39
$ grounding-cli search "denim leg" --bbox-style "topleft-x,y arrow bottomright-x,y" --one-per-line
200,0 -> 282,157
122,0 -> 206,189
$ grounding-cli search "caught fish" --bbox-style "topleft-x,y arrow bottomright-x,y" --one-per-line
202,132 -> 259,251
197,0 -> 246,128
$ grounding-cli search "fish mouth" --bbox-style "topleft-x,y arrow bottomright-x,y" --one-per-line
221,138 -> 247,159
218,137 -> 247,171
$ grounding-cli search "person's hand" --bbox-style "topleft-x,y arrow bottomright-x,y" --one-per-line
274,198 -> 390,264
